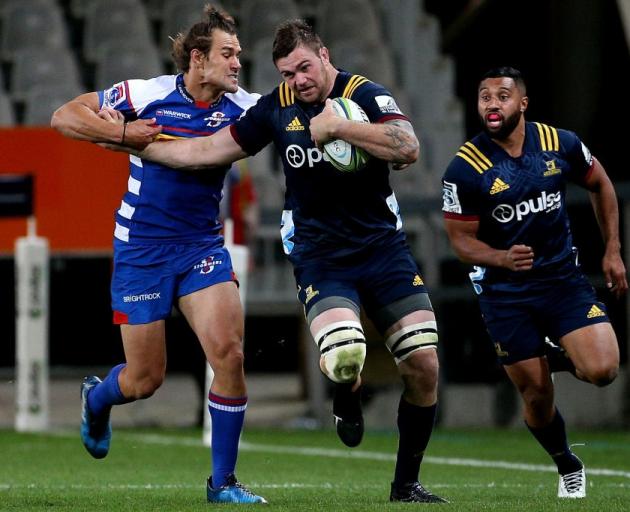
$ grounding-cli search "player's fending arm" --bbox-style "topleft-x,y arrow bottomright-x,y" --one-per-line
444,218 -> 535,272
139,125 -> 248,169
582,157 -> 628,297
309,99 -> 419,165
51,92 -> 162,150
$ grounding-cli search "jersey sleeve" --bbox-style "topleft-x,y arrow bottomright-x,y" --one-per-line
441,157 -> 482,220
558,128 -> 594,183
346,79 -> 409,124
98,81 -> 136,120
230,91 -> 275,155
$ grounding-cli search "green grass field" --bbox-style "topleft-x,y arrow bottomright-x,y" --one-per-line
1,426 -> 629,511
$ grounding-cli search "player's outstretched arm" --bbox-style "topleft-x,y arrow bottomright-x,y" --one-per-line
444,218 -> 534,271
139,126 -> 248,170
309,99 -> 419,165
51,93 -> 161,150
583,158 -> 628,297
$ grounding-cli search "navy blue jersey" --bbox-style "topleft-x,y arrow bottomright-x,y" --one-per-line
442,121 -> 594,293
230,71 -> 409,263
98,74 -> 259,244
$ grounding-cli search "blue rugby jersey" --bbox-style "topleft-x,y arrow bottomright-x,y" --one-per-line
441,121 -> 594,293
98,74 -> 259,243
230,70 -> 411,263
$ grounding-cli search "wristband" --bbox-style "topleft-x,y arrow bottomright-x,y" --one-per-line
121,122 -> 128,144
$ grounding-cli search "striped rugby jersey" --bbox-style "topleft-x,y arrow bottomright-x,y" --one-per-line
442,121 -> 594,292
98,74 -> 259,243
230,70 -> 410,263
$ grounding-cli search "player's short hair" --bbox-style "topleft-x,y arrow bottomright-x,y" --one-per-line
272,19 -> 323,63
171,4 -> 237,72
480,67 -> 527,94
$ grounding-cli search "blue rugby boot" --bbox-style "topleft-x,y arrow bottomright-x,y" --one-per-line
207,474 -> 268,504
80,376 -> 112,459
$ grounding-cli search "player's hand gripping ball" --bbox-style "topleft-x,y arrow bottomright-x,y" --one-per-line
323,98 -> 370,172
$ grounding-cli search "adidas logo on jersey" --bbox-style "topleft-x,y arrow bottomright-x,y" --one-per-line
489,178 -> 510,195
304,285 -> 319,304
587,304 -> 605,318
286,116 -> 305,131
412,275 -> 424,286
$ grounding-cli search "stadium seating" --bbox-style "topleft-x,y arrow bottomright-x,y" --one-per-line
94,41 -> 164,90
239,0 -> 300,48
315,0 -> 381,46
158,0 -> 223,60
0,0 -> 69,62
22,84 -> 84,126
249,37 -> 280,94
10,48 -> 84,102
82,0 -> 153,63
0,91 -> 15,125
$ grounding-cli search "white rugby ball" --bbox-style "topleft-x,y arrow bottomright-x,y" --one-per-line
323,97 -> 370,172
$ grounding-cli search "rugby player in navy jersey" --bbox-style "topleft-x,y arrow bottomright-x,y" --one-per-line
51,6 -> 267,504
130,18 -> 446,504
442,67 -> 627,499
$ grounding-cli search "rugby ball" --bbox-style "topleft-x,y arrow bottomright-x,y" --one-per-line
323,97 -> 370,172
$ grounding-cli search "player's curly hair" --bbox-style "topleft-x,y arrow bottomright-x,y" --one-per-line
171,4 -> 237,72
272,19 -> 323,63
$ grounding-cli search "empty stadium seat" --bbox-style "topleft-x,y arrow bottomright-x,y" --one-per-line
315,0 -> 381,46
1,0 -> 69,62
158,0 -> 223,60
82,0 -> 154,62
0,91 -> 15,126
94,41 -> 164,90
249,37 -> 280,93
239,0 -> 300,48
22,85 -> 84,126
10,48 -> 83,102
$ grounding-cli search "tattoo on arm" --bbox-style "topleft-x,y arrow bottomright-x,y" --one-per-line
384,120 -> 418,154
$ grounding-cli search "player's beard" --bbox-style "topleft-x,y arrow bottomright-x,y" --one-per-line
480,110 -> 522,140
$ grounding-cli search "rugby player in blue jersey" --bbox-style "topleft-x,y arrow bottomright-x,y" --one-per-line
442,67 -> 627,499
51,6 -> 267,504
130,18 -> 446,504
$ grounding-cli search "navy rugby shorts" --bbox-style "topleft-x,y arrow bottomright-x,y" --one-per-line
478,271 -> 610,365
111,241 -> 236,325
293,241 -> 430,333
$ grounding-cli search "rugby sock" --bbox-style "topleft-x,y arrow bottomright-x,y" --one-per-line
526,408 -> 583,475
393,398 -> 437,485
87,363 -> 132,417
209,392 -> 247,488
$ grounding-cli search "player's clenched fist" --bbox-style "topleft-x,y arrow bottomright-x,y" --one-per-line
121,118 -> 162,150
503,244 -> 534,271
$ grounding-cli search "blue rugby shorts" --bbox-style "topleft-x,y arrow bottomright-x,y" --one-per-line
293,241 -> 430,333
111,241 -> 236,325
478,271 -> 610,365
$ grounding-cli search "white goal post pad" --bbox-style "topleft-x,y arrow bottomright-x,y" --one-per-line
15,232 -> 49,432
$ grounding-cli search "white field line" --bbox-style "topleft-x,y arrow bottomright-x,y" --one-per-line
3,482 -> 630,491
89,431 -> 630,480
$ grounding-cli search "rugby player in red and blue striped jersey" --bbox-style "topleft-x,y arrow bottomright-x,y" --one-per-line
52,5 -> 265,504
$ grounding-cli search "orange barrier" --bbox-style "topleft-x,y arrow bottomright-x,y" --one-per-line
0,128 -> 128,253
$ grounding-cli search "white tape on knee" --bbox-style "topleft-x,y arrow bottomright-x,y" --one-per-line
385,321 -> 438,365
314,321 -> 366,383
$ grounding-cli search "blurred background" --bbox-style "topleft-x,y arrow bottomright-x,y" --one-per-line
1,0 -> 629,432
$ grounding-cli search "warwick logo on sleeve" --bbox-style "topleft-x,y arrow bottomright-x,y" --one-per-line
285,116 -> 305,131
489,178 -> 510,195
